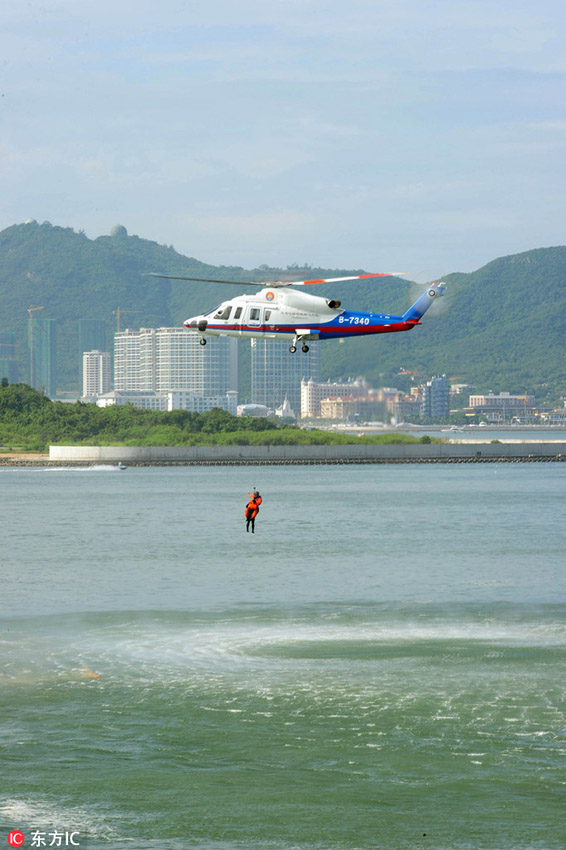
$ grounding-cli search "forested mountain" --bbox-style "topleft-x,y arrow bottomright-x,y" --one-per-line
0,220 -> 564,400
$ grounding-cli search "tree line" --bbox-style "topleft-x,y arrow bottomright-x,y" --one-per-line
0,382 -> 429,451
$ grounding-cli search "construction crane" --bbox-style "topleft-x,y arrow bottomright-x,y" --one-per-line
27,305 -> 45,387
113,307 -> 141,334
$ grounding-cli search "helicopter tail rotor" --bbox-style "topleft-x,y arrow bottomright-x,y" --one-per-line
403,281 -> 446,322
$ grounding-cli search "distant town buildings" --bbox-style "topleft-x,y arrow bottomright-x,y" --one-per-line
300,378 -> 369,419
251,338 -> 319,414
300,378 -> 424,424
301,374 -> 446,424
297,379 -> 566,427
541,400 -> 566,426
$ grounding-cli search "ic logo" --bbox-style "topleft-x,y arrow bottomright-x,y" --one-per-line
7,831 -> 25,847
265,291 -> 274,301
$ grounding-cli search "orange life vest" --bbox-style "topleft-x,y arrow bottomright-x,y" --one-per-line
247,493 -> 262,515
245,498 -> 258,519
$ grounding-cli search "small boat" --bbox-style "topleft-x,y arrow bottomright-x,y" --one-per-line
117,461 -> 127,470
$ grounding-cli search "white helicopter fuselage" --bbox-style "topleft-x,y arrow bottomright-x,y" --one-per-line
183,283 -> 445,349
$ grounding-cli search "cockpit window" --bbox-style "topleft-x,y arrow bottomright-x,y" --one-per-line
214,305 -> 232,320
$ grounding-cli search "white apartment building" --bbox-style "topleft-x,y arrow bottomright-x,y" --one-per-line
96,389 -> 238,414
168,390 -> 238,415
96,390 -> 168,410
82,350 -> 112,398
469,392 -> 535,408
114,327 -> 238,397
467,391 -> 537,424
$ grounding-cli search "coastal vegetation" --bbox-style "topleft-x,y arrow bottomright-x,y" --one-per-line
0,383 -> 432,452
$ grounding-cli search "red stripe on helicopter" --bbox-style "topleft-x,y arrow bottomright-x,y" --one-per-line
318,322 -> 412,334
202,321 -> 413,335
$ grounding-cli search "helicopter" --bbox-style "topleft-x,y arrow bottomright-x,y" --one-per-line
147,271 -> 446,353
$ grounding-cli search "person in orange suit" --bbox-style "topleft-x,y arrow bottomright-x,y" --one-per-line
245,489 -> 262,533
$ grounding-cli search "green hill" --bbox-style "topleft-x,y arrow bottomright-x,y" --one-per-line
0,220 -> 564,401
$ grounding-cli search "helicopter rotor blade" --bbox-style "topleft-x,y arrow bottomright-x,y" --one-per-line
144,273 -> 264,286
290,272 -> 405,286
145,272 -> 406,288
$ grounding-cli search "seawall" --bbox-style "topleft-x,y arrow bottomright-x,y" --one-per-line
44,443 -> 566,465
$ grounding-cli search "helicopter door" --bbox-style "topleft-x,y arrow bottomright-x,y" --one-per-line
246,306 -> 262,331
263,308 -> 276,338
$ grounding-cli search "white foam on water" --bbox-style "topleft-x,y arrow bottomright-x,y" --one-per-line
0,797 -> 119,840
3,610 -> 565,693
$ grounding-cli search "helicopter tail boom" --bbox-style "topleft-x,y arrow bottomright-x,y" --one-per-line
402,282 -> 446,322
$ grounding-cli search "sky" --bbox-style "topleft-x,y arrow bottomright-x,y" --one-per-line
1,0 -> 565,278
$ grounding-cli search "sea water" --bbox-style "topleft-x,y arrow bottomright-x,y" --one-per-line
1,464 -> 565,849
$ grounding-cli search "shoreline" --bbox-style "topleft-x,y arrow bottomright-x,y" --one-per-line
1,443 -> 565,466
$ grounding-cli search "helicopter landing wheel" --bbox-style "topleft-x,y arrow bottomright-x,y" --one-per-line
289,344 -> 297,353
199,337 -> 207,346
302,344 -> 309,353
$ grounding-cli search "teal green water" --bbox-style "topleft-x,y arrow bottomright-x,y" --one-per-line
1,465 -> 565,849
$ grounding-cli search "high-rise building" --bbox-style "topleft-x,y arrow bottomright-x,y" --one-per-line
113,328 -> 144,390
82,350 -> 112,398
114,327 -> 237,397
78,319 -> 107,384
29,315 -> 57,396
250,339 -> 320,413
0,331 -> 18,383
420,374 -> 450,420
